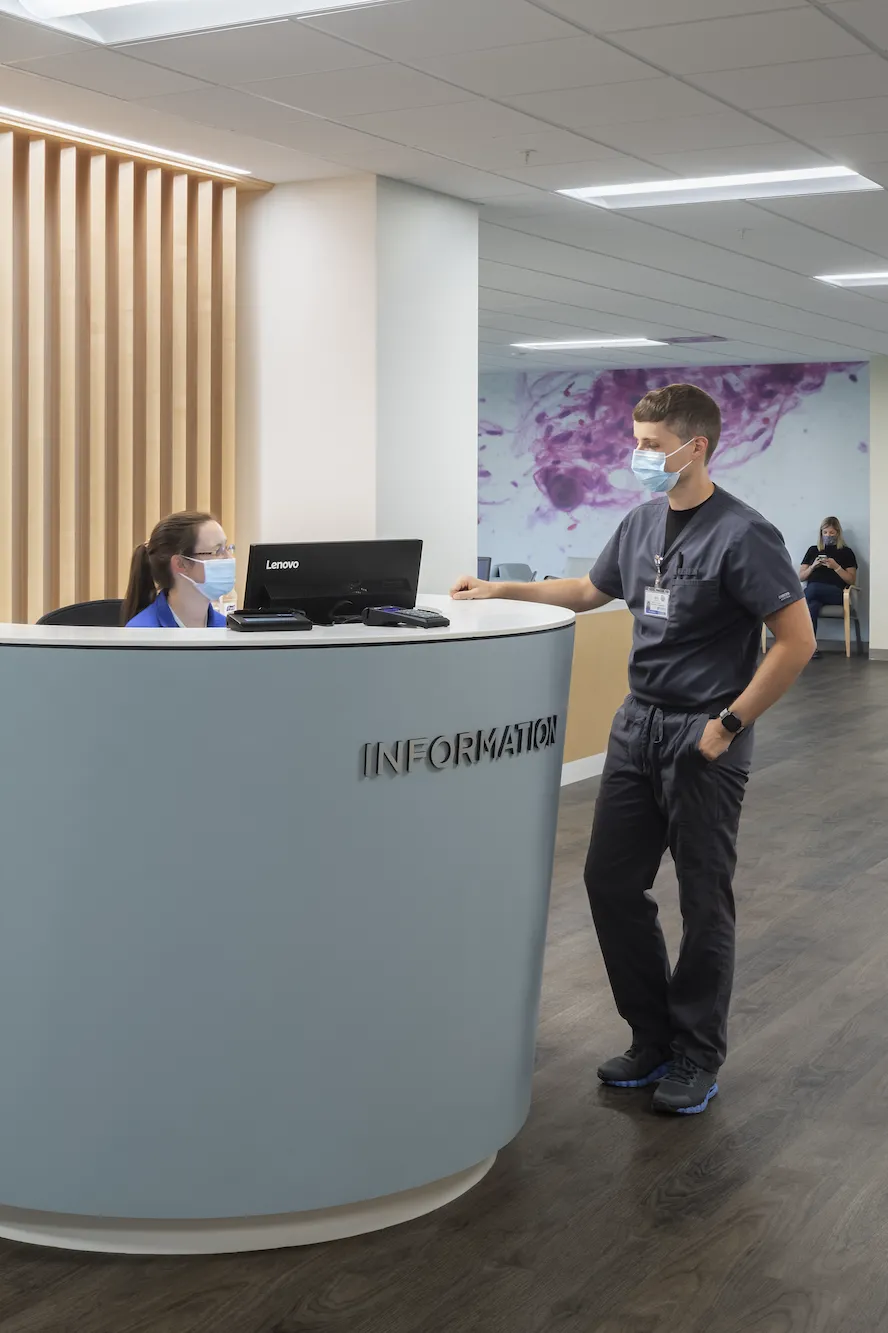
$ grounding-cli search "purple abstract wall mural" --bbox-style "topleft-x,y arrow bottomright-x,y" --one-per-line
479,361 -> 869,635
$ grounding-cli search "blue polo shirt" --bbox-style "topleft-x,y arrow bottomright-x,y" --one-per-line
126,592 -> 226,629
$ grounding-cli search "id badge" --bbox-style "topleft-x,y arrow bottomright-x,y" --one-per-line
645,586 -> 670,619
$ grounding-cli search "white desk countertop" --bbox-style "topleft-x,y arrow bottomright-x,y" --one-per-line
0,594 -> 575,649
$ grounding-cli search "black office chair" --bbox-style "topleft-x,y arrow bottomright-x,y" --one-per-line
38,599 -> 124,627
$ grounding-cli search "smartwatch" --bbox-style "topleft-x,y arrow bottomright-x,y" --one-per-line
718,708 -> 745,735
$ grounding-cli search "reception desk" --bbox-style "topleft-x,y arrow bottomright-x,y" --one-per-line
0,595 -> 574,1254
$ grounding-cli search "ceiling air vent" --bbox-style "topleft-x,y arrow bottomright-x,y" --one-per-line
660,335 -> 728,345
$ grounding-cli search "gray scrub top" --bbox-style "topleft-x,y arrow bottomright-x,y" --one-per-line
591,486 -> 804,712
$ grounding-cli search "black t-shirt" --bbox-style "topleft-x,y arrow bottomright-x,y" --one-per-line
665,497 -> 710,551
803,544 -> 857,589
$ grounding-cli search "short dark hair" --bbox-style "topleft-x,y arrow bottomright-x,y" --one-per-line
633,383 -> 722,462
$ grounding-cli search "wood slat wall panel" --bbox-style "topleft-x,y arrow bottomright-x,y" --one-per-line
0,126 -> 238,622
0,134 -> 14,621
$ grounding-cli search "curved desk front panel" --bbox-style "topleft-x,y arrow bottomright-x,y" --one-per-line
0,598 -> 574,1251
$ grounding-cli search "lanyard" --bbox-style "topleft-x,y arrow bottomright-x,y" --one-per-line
653,551 -> 684,590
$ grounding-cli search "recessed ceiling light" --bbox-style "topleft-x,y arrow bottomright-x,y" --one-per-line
12,0 -> 403,43
814,271 -> 888,287
559,166 -> 881,209
0,105 -> 251,178
510,337 -> 667,350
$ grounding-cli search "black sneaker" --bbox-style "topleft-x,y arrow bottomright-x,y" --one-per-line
597,1043 -> 671,1089
652,1055 -> 719,1115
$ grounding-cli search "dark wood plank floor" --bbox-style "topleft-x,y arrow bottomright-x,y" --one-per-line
4,656 -> 888,1333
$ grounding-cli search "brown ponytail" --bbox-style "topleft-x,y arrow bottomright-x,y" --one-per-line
121,511 -> 213,624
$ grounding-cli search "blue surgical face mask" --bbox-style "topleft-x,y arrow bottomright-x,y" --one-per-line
185,557 -> 236,603
631,439 -> 695,493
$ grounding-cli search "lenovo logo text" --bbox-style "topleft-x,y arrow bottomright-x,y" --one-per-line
266,559 -> 300,571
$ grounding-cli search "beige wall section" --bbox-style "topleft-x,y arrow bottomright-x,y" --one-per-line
563,607 -> 633,763
871,357 -> 888,657
0,120 -> 239,623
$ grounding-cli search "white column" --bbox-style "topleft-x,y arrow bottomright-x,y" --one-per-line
870,357 -> 888,658
237,176 -> 479,595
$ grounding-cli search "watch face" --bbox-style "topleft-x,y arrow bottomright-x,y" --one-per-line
721,711 -> 742,733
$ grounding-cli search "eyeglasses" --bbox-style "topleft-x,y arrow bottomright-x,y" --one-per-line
190,544 -> 236,560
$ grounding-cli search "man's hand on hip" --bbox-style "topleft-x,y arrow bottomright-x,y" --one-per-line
698,718 -> 735,763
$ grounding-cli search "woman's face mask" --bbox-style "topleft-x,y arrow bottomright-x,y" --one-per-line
184,557 -> 236,602
822,532 -> 838,548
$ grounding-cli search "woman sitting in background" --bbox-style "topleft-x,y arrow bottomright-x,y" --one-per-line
800,516 -> 857,659
123,511 -> 235,627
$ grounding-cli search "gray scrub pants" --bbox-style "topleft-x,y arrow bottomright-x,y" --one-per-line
584,696 -> 753,1072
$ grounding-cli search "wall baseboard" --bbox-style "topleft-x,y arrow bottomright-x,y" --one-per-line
869,648 -> 888,661
561,753 -> 606,786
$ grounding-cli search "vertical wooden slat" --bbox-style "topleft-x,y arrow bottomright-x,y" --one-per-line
26,139 -> 46,622
144,167 -> 162,535
0,126 -> 240,622
195,179 -> 213,512
170,173 -> 188,512
0,134 -> 14,621
88,153 -> 106,598
58,147 -> 77,606
117,161 -> 135,595
220,185 -> 236,540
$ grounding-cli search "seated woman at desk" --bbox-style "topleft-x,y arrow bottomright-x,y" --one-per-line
123,511 -> 235,628
800,516 -> 857,658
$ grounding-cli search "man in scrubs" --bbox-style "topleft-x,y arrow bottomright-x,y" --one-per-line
451,383 -> 815,1115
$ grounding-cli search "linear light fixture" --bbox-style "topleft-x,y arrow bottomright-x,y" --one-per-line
510,337 -> 667,350
815,271 -> 888,287
559,166 -> 882,209
0,105 -> 251,179
13,0 -> 404,43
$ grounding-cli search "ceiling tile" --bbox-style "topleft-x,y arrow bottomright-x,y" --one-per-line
538,0 -> 806,31
302,0 -> 579,60
825,1 -> 888,52
434,128 -> 629,172
617,8 -> 868,75
239,64 -> 466,118
648,141 -> 831,175
13,49 -> 208,100
693,53 -> 888,109
762,96 -> 888,138
812,131 -> 888,166
506,157 -> 672,189
116,20 -> 378,84
412,35 -> 653,97
342,98 -> 547,151
507,78 -> 722,132
596,110 -> 785,156
0,14 -> 88,64
135,86 -> 306,136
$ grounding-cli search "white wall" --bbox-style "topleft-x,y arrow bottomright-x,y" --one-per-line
237,176 -> 479,597
376,179 -> 479,595
870,357 -> 888,656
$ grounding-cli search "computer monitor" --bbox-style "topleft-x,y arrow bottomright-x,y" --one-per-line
244,539 -> 423,624
478,556 -> 492,580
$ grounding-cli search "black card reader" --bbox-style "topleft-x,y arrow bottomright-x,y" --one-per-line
227,609 -> 312,632
362,606 -> 451,629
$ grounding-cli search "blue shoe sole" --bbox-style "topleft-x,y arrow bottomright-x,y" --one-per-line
599,1062 -> 671,1089
666,1082 -> 719,1115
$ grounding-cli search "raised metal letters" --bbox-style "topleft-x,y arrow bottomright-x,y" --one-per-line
361,716 -> 558,778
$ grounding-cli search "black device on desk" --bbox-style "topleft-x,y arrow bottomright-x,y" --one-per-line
243,539 -> 423,625
227,609 -> 312,632
363,606 -> 450,629
477,556 -> 492,580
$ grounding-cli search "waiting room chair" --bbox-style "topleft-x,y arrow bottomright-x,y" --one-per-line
492,563 -> 535,581
761,586 -> 862,659
38,598 -> 124,628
